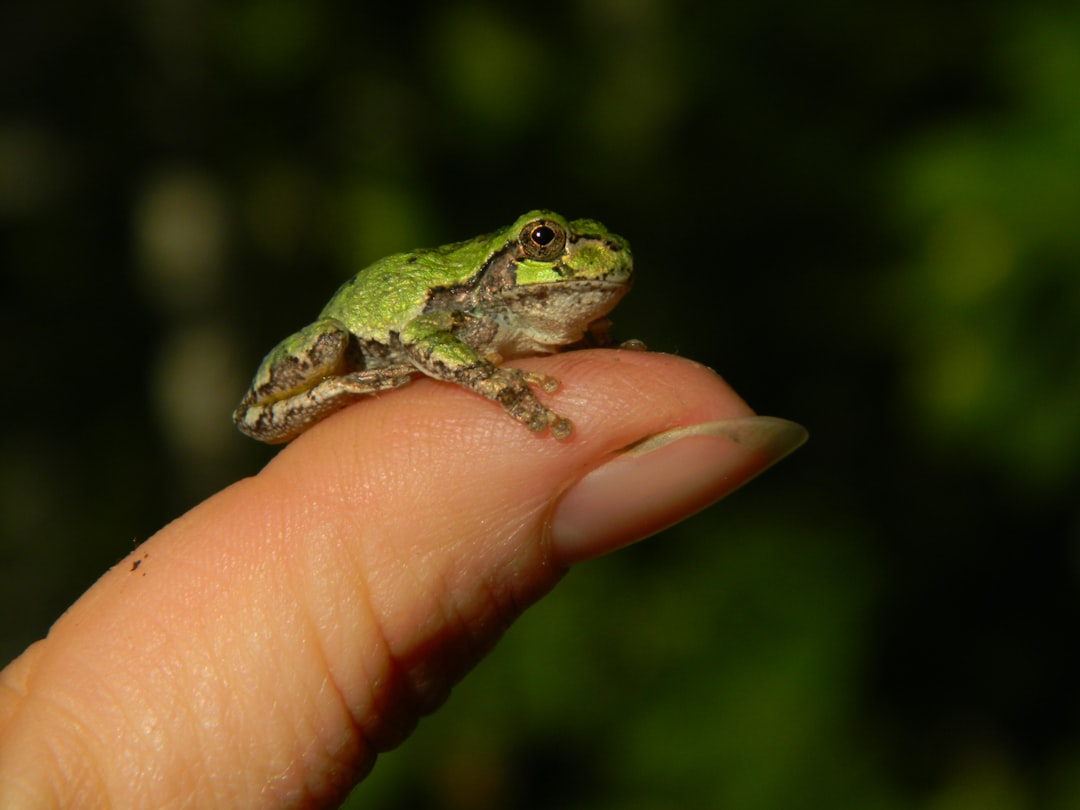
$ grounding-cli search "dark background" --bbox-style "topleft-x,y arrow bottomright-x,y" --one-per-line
3,0 -> 1080,807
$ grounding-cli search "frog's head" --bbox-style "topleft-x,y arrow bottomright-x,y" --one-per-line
506,210 -> 633,288
475,210 -> 634,349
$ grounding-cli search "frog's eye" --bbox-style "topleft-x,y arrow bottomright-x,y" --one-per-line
519,219 -> 567,261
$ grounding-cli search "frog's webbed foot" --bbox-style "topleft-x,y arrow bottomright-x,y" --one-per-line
466,365 -> 573,440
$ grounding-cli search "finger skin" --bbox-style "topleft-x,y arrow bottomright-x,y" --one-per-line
0,350 -> 755,808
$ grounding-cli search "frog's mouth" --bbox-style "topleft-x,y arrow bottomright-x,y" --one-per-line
503,277 -> 631,308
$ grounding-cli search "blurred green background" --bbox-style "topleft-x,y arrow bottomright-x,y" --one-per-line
3,0 -> 1080,806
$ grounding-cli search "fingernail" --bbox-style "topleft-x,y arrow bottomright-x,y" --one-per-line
550,416 -> 808,565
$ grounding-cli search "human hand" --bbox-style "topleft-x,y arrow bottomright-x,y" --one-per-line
0,350 -> 806,808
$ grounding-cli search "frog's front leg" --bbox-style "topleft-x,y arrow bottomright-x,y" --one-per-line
399,311 -> 573,439
233,319 -> 414,443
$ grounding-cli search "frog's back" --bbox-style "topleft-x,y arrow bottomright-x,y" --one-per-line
319,235 -> 496,340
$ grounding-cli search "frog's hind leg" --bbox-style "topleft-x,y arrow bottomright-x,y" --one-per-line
239,366 -> 415,443
236,322 -> 349,406
233,319 -> 414,443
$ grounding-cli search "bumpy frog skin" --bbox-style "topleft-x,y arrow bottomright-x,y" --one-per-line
233,210 -> 634,443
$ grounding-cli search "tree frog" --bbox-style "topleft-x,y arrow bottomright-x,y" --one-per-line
233,210 -> 635,444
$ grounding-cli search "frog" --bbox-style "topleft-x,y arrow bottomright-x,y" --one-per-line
233,210 -> 635,444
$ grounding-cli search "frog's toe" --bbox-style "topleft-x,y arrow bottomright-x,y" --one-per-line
518,406 -> 560,436
549,416 -> 573,440
519,369 -> 560,393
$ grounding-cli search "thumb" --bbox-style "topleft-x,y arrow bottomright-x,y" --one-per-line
0,350 -> 805,808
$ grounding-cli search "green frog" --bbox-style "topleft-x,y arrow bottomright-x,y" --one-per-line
233,210 -> 635,443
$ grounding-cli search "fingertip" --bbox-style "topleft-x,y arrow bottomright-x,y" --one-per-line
550,416 -> 808,565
